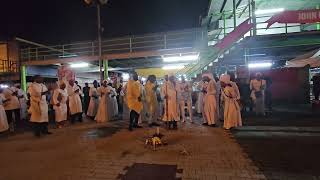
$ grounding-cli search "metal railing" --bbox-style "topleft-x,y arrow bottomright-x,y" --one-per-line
0,59 -> 18,73
20,28 -> 207,61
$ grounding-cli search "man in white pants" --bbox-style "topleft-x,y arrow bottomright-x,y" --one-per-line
177,76 -> 193,123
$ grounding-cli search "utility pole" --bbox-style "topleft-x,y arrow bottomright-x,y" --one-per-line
84,0 -> 109,83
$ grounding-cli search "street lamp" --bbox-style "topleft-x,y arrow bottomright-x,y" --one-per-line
84,0 -> 109,83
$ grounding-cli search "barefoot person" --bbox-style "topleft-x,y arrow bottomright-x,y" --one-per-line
202,72 -> 218,127
53,82 -> 68,128
220,74 -> 242,130
95,80 -> 111,123
161,73 -> 179,130
145,75 -> 160,127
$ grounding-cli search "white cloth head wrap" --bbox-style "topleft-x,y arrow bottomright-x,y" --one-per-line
220,74 -> 231,84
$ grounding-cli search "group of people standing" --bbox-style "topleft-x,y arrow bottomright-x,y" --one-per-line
1,70 -> 263,137
125,71 -> 243,131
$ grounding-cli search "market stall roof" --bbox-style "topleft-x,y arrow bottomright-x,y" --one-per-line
286,48 -> 320,68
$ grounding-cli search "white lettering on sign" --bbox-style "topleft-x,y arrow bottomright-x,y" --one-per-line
298,11 -> 319,21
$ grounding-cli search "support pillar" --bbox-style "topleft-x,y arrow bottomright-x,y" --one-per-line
251,0 -> 257,36
248,0 -> 252,36
20,65 -> 27,92
233,0 -> 237,29
103,60 -> 108,80
317,5 -> 320,30
223,11 -> 227,36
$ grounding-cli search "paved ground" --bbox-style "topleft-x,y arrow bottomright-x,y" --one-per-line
1,106 -> 320,180
233,106 -> 320,180
0,118 -> 264,180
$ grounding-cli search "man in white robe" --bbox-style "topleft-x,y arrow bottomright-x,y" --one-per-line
3,84 -> 21,132
202,73 -> 218,127
145,75 -> 160,127
53,82 -> 68,128
87,80 -> 99,119
161,73 -> 179,130
15,84 -> 28,129
250,72 -> 266,116
220,74 -> 242,130
95,80 -> 111,123
67,80 -> 83,123
28,75 -> 52,137
177,76 -> 193,123
0,88 -> 9,132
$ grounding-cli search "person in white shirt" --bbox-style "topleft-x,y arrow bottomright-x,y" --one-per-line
67,80 -> 83,123
161,73 -> 179,130
15,84 -> 28,127
220,74 -> 242,130
28,75 -> 52,137
53,82 -> 68,128
202,73 -> 218,127
95,80 -> 111,123
177,76 -> 193,123
3,84 -> 21,132
87,80 -> 99,119
250,72 -> 266,115
0,88 -> 9,132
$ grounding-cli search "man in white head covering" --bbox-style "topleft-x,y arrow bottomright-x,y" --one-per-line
161,72 -> 179,129
67,79 -> 83,123
177,76 -> 193,123
28,75 -> 52,137
3,82 -> 21,132
250,72 -> 266,116
52,81 -> 68,128
202,72 -> 218,127
220,74 -> 242,130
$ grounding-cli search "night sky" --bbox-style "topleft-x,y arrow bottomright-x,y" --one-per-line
1,0 -> 210,44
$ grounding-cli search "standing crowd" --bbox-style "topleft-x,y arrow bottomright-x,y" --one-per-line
0,71 -> 272,136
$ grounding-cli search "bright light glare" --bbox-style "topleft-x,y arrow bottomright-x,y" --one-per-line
162,54 -> 199,62
255,8 -> 284,15
209,62 -> 213,66
0,84 -> 9,88
122,73 -> 130,81
162,65 -> 184,70
141,77 -> 146,82
248,62 -> 272,68
70,63 -> 89,68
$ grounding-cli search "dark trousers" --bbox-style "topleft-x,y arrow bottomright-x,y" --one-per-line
32,122 -> 49,136
314,89 -> 320,100
5,109 -> 20,126
70,113 -> 83,123
129,110 -> 140,129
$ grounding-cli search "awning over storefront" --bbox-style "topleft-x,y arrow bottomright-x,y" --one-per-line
286,48 -> 320,68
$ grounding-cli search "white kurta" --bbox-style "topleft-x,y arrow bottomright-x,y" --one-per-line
3,87 -> 20,110
176,81 -> 193,122
222,82 -> 242,129
28,83 -> 49,123
67,84 -> 82,115
0,94 -> 9,132
87,87 -> 99,117
95,86 -> 110,123
17,89 -> 27,119
203,80 -> 218,125
161,81 -> 179,122
53,88 -> 68,122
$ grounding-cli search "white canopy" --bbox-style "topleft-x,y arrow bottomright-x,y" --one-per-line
286,49 -> 320,68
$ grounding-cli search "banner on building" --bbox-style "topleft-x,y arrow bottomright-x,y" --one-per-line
216,18 -> 253,50
266,9 -> 320,28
